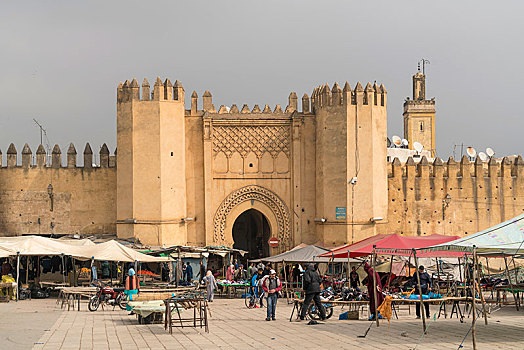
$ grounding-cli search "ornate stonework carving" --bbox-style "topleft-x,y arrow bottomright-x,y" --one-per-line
212,126 -> 290,158
213,185 -> 291,247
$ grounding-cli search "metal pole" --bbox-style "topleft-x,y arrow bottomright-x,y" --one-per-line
371,246 -> 379,327
503,257 -> 519,311
511,258 -> 521,309
435,257 -> 441,295
283,259 -> 289,303
413,249 -> 426,333
347,251 -> 350,289
471,247 -> 478,350
386,255 -> 394,290
16,253 -> 20,301
25,256 -> 29,285
474,252 -> 488,325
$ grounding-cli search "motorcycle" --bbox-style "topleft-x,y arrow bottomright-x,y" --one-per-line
88,282 -> 127,311
308,288 -> 335,320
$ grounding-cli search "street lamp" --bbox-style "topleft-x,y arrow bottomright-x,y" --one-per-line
47,184 -> 54,212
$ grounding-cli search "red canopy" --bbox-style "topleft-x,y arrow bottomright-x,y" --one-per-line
318,234 -> 462,258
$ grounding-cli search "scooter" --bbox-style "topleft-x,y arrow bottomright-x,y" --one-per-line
88,282 -> 127,311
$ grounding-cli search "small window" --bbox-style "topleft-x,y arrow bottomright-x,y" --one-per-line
420,122 -> 424,132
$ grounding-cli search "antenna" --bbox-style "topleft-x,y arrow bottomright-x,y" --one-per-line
478,152 -> 487,162
33,119 -> 46,145
413,142 -> 424,154
401,139 -> 409,148
486,148 -> 495,158
466,147 -> 476,161
387,137 -> 392,148
420,58 -> 430,75
392,135 -> 402,147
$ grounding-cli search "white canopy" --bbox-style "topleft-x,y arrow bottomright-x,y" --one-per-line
0,236 -> 165,262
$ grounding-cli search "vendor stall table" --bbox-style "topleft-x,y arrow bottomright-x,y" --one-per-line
216,282 -> 249,298
57,287 -> 97,311
164,292 -> 209,333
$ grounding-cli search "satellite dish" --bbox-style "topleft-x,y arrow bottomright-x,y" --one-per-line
392,136 -> 402,147
387,138 -> 392,147
478,152 -> 487,162
466,147 -> 476,158
402,139 -> 409,148
413,142 -> 424,153
486,148 -> 495,157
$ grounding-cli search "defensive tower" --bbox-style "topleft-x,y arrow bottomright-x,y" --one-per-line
116,78 -> 187,245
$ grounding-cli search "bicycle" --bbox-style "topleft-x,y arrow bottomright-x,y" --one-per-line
245,285 -> 264,309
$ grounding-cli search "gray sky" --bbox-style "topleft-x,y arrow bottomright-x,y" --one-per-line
0,1 -> 522,162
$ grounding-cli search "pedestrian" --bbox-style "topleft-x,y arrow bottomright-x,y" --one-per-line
251,268 -> 264,307
198,260 -> 206,283
261,269 -> 282,321
226,264 -> 235,281
203,270 -> 218,302
186,262 -> 193,283
248,263 -> 257,279
182,262 -> 187,281
124,268 -> 140,312
412,265 -> 432,319
363,262 -> 384,320
299,263 -> 326,321
350,266 -> 360,289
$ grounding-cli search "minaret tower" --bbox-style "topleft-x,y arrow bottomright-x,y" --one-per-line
403,64 -> 436,156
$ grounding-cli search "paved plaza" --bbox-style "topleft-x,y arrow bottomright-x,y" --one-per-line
0,298 -> 522,349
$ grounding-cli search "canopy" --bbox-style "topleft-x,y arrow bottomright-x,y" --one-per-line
80,240 -> 166,263
318,234 -> 462,258
426,213 -> 524,256
252,244 -> 361,263
0,236 -> 165,262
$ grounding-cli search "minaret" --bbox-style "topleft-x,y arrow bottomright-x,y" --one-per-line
403,68 -> 436,156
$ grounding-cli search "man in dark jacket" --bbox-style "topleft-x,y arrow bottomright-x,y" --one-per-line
350,266 -> 360,289
412,265 -> 432,318
299,264 -> 326,320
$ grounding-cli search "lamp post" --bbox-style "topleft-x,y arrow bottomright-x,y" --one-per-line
47,184 -> 54,212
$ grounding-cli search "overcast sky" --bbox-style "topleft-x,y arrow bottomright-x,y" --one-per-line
0,1 -> 522,163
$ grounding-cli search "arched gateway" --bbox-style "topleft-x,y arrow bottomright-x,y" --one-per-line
213,185 -> 292,253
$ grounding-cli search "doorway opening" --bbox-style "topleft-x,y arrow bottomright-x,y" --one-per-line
232,209 -> 270,261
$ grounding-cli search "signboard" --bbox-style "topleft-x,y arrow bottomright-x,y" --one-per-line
335,207 -> 346,220
268,237 -> 279,248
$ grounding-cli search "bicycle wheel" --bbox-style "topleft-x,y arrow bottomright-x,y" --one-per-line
245,295 -> 255,309
307,303 -> 329,320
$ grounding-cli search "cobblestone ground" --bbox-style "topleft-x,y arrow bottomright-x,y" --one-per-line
13,298 -> 524,350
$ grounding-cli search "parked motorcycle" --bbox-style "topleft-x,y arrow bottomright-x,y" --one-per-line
308,288 -> 335,320
88,282 -> 127,311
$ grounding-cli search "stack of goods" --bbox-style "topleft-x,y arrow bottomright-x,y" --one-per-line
339,287 -> 368,301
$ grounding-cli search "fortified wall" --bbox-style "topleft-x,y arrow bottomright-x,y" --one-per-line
0,143 -> 116,236
383,155 -> 524,237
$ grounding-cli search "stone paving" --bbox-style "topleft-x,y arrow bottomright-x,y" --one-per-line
5,297 -> 521,350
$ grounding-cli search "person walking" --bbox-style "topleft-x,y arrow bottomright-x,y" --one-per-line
412,265 -> 432,319
251,267 -> 264,307
299,264 -> 326,321
350,266 -> 360,289
124,268 -> 140,313
226,264 -> 235,281
203,270 -> 218,302
261,269 -> 282,321
185,262 -> 193,283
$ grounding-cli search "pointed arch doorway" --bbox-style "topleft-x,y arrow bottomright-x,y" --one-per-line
232,209 -> 271,260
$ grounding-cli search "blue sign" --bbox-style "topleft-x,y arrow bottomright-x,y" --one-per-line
335,207 -> 346,220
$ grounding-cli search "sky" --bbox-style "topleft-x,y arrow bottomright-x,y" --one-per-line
0,1 -> 522,163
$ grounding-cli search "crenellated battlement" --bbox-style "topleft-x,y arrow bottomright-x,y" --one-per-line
311,81 -> 387,111
0,143 -> 116,169
117,77 -> 185,103
388,155 -> 524,179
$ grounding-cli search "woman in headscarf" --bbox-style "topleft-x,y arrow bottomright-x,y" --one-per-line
203,270 -> 218,302
124,268 -> 140,312
364,262 -> 384,320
